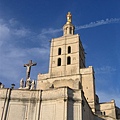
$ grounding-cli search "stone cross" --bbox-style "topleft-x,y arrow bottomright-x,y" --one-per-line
24,60 -> 37,80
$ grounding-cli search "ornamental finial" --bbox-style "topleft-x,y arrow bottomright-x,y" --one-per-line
67,12 -> 72,24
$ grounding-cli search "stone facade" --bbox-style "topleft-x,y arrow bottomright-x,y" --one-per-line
0,87 -> 103,120
0,12 -> 120,120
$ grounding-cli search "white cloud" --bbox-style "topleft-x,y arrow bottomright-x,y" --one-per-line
27,47 -> 49,55
0,24 -> 10,42
76,18 -> 120,30
40,28 -> 62,35
95,66 -> 116,74
12,27 -> 31,37
0,18 -> 31,46
9,18 -> 19,27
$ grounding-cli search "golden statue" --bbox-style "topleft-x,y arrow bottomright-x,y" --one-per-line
67,12 -> 72,23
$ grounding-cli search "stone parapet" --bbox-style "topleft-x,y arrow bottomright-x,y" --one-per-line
37,73 -> 50,80
80,66 -> 94,74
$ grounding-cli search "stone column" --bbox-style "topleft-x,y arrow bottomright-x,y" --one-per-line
1,89 -> 11,120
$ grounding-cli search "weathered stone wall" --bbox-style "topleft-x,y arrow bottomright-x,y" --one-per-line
0,87 -> 98,120
0,89 -> 41,120
96,100 -> 117,119
80,66 -> 96,113
37,73 -> 81,90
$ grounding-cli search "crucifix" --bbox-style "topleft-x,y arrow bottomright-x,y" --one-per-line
24,60 -> 37,80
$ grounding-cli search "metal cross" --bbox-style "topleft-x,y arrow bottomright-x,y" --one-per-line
24,60 -> 37,80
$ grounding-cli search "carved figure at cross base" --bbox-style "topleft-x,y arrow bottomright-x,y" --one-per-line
19,77 -> 36,90
30,80 -> 36,90
0,82 -> 4,88
25,77 -> 31,89
19,78 -> 24,88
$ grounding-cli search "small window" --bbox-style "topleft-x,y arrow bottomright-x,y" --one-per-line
57,58 -> 61,66
67,56 -> 71,65
68,46 -> 71,53
58,48 -> 61,55
101,111 -> 106,116
103,112 -> 105,115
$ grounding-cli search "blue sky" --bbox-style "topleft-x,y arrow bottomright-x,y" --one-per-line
0,0 -> 120,107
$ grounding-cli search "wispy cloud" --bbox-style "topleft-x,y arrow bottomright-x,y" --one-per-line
0,18 -> 31,42
39,18 -> 120,35
76,18 -> 120,30
95,66 -> 116,74
40,28 -> 62,35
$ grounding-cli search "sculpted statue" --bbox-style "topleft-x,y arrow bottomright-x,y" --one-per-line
25,77 -> 31,89
0,82 -> 4,88
30,80 -> 36,90
20,78 -> 24,88
67,12 -> 72,23
0,84 -> 4,88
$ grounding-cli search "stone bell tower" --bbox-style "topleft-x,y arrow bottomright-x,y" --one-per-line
37,12 -> 96,113
49,12 -> 85,78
